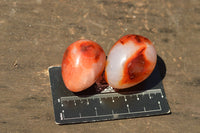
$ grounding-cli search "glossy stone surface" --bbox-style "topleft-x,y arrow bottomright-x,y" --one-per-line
105,35 -> 157,89
62,40 -> 106,92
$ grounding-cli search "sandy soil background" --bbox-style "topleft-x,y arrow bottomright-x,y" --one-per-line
1,0 -> 200,132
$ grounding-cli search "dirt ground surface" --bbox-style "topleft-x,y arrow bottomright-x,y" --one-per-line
1,0 -> 200,133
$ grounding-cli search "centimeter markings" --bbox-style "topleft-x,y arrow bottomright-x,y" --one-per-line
63,108 -> 162,120
60,88 -> 164,102
58,88 -> 165,121
60,100 -> 162,120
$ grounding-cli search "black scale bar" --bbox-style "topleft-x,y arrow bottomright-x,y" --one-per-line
49,58 -> 170,124
58,89 -> 169,123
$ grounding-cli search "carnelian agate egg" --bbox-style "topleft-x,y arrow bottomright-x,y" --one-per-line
62,40 -> 106,92
105,35 -> 157,89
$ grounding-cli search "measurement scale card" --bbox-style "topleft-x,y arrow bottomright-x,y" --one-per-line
49,63 -> 170,124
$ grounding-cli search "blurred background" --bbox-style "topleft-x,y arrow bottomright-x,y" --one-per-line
0,0 -> 200,132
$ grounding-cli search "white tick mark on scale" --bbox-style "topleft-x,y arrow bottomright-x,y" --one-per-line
58,99 -> 60,103
112,110 -> 114,114
112,97 -> 115,102
99,98 -> 102,104
87,99 -> 89,105
144,107 -> 146,112
94,107 -> 98,115
124,96 -> 127,101
136,95 -> 139,100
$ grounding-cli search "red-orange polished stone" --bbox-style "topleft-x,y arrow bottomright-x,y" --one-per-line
105,35 -> 157,89
62,40 -> 106,92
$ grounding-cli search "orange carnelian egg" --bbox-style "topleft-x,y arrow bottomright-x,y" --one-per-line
105,35 -> 157,89
62,40 -> 106,92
